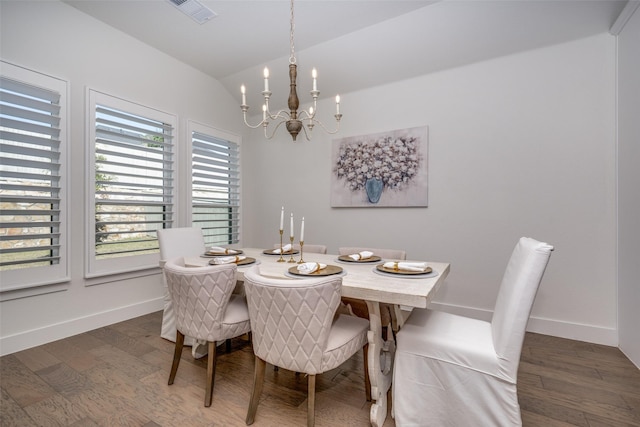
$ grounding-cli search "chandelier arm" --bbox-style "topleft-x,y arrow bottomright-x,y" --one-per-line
310,116 -> 342,135
264,119 -> 289,140
266,109 -> 292,121
298,123 -> 312,141
242,111 -> 267,129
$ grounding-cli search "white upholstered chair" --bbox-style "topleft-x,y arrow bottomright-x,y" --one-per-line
158,227 -> 205,344
392,237 -> 553,426
243,266 -> 369,427
164,257 -> 251,407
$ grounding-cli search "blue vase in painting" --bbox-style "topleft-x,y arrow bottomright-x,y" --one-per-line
365,178 -> 383,204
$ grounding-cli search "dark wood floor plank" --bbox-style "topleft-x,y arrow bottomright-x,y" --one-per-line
22,393 -> 87,426
0,386 -> 37,427
0,355 -> 57,407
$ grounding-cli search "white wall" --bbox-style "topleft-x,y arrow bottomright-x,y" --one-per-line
617,8 -> 640,367
0,1 -> 245,355
243,33 -> 618,345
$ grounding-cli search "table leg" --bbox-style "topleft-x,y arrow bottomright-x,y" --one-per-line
366,300 -> 395,427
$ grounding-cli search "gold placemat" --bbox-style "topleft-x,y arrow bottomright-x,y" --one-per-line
375,264 -> 432,275
337,254 -> 382,263
204,249 -> 244,256
263,249 -> 300,255
209,257 -> 255,266
288,264 -> 343,277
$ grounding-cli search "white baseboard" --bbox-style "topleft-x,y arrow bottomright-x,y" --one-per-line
425,301 -> 618,347
0,298 -> 164,356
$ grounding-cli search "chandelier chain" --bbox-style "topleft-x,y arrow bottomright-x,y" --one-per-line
289,0 -> 296,64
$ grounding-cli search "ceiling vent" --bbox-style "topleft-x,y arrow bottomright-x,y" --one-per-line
168,0 -> 217,24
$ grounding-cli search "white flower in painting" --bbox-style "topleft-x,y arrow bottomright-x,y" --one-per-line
333,134 -> 422,191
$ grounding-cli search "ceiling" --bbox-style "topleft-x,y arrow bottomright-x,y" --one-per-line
62,0 -> 630,109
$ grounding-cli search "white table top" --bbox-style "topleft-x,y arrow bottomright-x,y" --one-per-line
186,248 -> 450,309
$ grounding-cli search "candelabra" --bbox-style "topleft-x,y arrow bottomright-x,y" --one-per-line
297,241 -> 305,264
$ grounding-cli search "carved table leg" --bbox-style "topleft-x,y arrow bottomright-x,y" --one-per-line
366,300 -> 395,427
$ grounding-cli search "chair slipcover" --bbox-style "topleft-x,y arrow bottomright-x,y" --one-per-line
164,258 -> 251,406
243,265 -> 369,426
393,237 -> 553,426
158,227 -> 206,343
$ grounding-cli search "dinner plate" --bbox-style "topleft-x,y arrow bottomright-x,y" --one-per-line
203,249 -> 244,257
337,254 -> 382,263
208,257 -> 256,266
263,248 -> 300,255
287,264 -> 343,277
375,263 -> 433,275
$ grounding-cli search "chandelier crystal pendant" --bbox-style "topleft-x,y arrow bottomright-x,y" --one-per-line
240,0 -> 342,141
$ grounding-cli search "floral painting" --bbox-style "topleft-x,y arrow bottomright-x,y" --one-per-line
331,126 -> 428,207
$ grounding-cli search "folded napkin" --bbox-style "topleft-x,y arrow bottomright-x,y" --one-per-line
272,243 -> 292,254
383,261 -> 429,272
348,250 -> 374,261
211,255 -> 246,265
297,262 -> 327,274
209,246 -> 239,255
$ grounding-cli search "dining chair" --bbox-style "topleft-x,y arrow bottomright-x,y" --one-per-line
163,257 -> 251,407
243,266 -> 369,427
392,237 -> 553,426
157,227 -> 206,344
273,243 -> 327,254
338,247 -> 406,336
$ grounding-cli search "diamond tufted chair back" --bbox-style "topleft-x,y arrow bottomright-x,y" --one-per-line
243,265 -> 369,426
164,257 -> 251,407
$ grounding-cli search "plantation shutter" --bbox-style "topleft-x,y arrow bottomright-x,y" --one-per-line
191,131 -> 239,245
94,105 -> 174,259
0,76 -> 62,270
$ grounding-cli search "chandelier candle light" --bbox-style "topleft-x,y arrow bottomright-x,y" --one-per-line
240,0 -> 342,141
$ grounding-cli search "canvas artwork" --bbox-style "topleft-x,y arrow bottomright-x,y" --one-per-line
331,126 -> 428,207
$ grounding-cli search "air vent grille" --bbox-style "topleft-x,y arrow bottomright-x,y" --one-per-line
168,0 -> 216,24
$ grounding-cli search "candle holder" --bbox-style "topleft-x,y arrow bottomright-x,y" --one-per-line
288,236 -> 296,263
277,229 -> 285,262
297,241 -> 305,264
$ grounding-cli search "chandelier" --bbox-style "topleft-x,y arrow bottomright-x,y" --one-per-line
240,0 -> 342,141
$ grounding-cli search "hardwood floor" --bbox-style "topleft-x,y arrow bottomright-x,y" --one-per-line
1,310 -> 639,426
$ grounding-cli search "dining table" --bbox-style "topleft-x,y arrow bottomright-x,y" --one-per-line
186,247 -> 450,427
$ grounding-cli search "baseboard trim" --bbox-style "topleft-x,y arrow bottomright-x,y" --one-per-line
0,298 -> 164,356
426,301 -> 618,347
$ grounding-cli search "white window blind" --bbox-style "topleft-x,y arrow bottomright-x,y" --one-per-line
0,62 -> 68,292
191,131 -> 239,246
88,90 -> 174,275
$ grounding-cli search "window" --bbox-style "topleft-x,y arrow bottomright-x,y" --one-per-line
87,90 -> 175,277
0,61 -> 69,292
190,123 -> 240,246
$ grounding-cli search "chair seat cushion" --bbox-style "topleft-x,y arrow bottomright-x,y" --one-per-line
397,308 -> 502,379
322,314 -> 369,371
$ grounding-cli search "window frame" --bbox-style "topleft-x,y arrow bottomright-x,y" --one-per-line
0,61 -> 69,296
85,89 -> 176,278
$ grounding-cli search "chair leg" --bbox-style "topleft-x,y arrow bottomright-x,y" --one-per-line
363,343 -> 371,402
168,330 -> 185,385
246,356 -> 266,425
307,374 -> 316,427
204,341 -> 217,407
